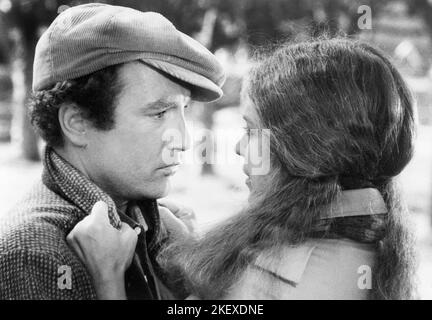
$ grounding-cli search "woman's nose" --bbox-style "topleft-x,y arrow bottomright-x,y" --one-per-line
235,136 -> 245,157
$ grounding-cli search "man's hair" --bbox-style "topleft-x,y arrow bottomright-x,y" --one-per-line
29,64 -> 123,147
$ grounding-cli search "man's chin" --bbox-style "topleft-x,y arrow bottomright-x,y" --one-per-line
159,181 -> 171,198
142,180 -> 171,200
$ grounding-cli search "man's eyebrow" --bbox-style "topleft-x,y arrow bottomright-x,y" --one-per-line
145,97 -> 191,111
145,99 -> 178,111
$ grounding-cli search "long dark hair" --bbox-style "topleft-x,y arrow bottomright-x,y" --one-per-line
158,38 -> 417,300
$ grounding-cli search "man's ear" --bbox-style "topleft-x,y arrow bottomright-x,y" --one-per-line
58,103 -> 89,148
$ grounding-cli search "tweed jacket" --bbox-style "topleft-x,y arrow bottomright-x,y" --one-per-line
0,148 -> 171,300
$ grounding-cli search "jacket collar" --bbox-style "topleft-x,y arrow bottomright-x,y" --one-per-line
321,188 -> 388,219
42,147 -> 123,229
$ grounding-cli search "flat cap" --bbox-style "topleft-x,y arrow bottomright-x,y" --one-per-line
33,3 -> 225,102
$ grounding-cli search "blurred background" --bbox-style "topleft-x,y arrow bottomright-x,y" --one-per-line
0,0 -> 431,298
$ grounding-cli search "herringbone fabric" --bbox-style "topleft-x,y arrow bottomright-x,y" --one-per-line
0,147 -> 162,299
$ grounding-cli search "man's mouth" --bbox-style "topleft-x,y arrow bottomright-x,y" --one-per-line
159,162 -> 180,168
158,163 -> 180,176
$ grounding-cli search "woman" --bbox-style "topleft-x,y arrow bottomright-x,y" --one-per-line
67,38 -> 417,299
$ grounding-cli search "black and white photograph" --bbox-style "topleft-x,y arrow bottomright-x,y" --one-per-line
0,0 -> 431,306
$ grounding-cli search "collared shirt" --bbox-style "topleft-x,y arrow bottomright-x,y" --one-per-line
223,188 -> 386,300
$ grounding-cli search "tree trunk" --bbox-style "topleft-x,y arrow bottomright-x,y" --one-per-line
0,13 -> 12,142
21,36 -> 39,161
412,0 -> 432,36
195,9 -> 218,175
0,65 -> 13,142
410,0 -> 432,226
200,104 -> 216,175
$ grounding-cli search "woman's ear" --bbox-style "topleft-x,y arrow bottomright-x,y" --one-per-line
58,103 -> 89,148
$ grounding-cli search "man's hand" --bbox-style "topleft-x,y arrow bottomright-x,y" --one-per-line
66,201 -> 140,299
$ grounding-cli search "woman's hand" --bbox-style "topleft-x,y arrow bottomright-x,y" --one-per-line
66,201 -> 140,299
158,199 -> 197,240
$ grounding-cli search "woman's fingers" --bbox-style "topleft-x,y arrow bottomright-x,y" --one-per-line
159,205 -> 190,239
65,201 -> 141,279
66,229 -> 86,262
158,199 -> 196,219
134,226 -> 142,236
89,201 -> 110,224
158,205 -> 182,224
158,199 -> 181,215
129,206 -> 148,232
120,222 -> 139,243
158,199 -> 197,234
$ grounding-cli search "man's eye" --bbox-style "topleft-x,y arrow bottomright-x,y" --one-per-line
154,110 -> 167,119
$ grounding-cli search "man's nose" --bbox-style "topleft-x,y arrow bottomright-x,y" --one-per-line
171,118 -> 191,152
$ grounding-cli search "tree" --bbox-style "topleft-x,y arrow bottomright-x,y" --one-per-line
405,0 -> 432,226
4,0 -> 98,160
2,0 -> 393,163
192,0 -> 392,174
409,0 -> 432,36
3,0 -> 206,160
0,11 -> 13,142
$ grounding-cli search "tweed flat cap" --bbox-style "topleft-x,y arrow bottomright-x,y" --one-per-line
33,3 -> 225,102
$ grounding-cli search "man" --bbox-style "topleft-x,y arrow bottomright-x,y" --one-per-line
0,3 -> 224,299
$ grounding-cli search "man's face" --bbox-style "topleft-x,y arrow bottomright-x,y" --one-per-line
82,62 -> 191,201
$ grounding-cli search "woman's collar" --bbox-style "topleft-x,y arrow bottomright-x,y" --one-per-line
320,188 -> 388,219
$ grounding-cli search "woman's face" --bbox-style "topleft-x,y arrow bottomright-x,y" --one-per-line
236,95 -> 272,196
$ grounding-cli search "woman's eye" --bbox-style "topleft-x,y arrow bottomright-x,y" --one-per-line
243,126 -> 251,136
